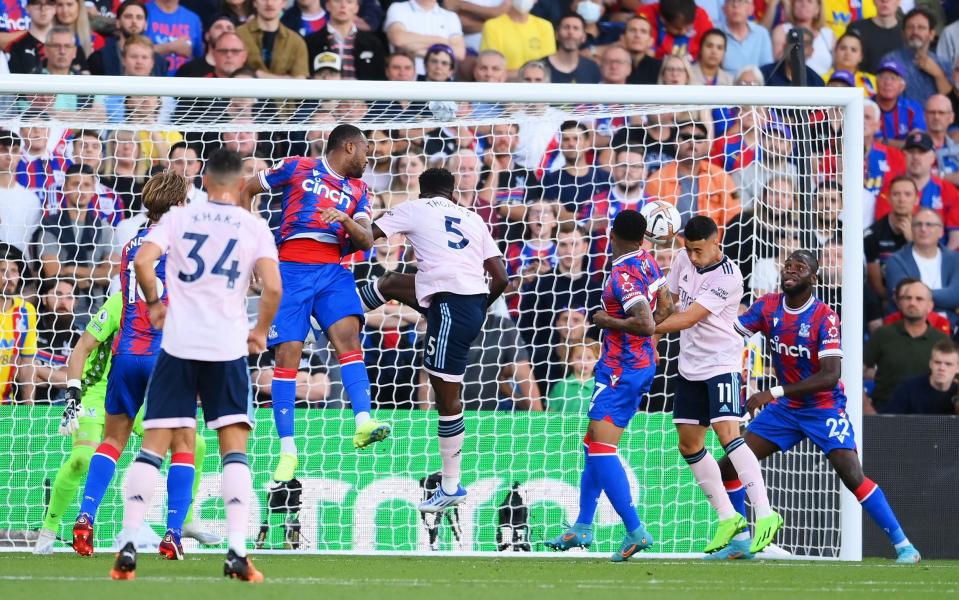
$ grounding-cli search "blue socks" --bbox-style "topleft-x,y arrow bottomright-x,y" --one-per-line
271,367 -> 297,452
855,478 -> 909,547
725,479 -> 748,519
587,440 -> 641,533
339,351 -> 372,419
166,452 -> 195,536
79,442 -> 121,522
575,435 -> 602,526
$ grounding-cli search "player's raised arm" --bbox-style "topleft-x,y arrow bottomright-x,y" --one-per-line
652,286 -> 675,324
593,301 -> 656,337
249,257 -> 282,354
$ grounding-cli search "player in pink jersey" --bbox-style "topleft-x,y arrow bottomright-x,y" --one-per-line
111,150 -> 281,582
654,216 -> 781,557
717,250 -> 920,563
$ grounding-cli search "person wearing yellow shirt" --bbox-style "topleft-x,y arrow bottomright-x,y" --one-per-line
0,245 -> 38,403
480,0 -> 555,77
823,31 -> 877,97
824,0 -> 876,38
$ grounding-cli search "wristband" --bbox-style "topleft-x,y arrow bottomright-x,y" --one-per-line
67,379 -> 82,390
770,386 -> 785,399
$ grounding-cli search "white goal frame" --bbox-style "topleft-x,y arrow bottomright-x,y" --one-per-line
0,75 -> 864,561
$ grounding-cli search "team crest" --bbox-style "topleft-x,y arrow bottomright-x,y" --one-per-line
268,325 -> 278,340
798,323 -> 811,338
621,273 -> 634,292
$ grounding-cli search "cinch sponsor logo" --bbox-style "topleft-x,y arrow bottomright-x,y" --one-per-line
300,179 -> 351,207
771,336 -> 810,359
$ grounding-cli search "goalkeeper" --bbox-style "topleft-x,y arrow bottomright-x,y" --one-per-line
33,293 -> 220,554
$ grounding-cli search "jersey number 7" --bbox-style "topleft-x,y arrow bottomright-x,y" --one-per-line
179,232 -> 241,289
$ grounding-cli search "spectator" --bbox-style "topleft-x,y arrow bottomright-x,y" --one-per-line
16,125 -> 68,208
733,64 -> 764,86
31,277 -> 79,402
881,8 -> 952,106
925,94 -> 959,186
760,27 -> 825,87
937,13 -> 959,72
421,43 -> 456,81
637,0 -> 713,61
864,99 -> 906,201
0,130 -> 42,256
719,0 -> 772,74
480,0 -> 554,77
447,149 -> 497,227
504,199 -> 558,286
646,119 -> 739,230
221,0 -> 252,25
884,208 -> 959,317
875,60 -> 925,147
304,0 -> 386,80
88,1 -> 168,76
771,0 -> 833,76
168,141 -> 207,204
722,174 -> 795,287
823,32 -> 877,97
0,244 -> 39,403
573,0 -> 624,56
547,338 -> 599,413
690,28 -> 731,85
38,28 -> 107,121
280,0 -> 327,37
125,95 -> 182,169
54,0 -> 98,59
101,130 -> 144,217
583,145 -> 647,236
816,240 -> 843,307
623,15 -> 661,85
363,129 -> 395,195
875,131 -> 959,248
540,308 -> 592,389
38,164 -> 118,322
546,12 -> 601,84
883,339 -> 959,415
539,120 -> 611,224
846,0 -> 903,74
518,226 -> 602,387
145,0 -> 203,75
381,150 -> 425,210
71,129 -> 124,225
737,119 -> 798,209
473,48 -> 507,82
710,103 -> 758,173
384,0 -> 464,76
866,175 -> 918,299
484,121 -> 536,233
864,278 -> 949,411
384,50 -> 416,82
237,0 -> 309,78
806,180 -> 842,251
8,0 -> 57,74
175,13 -> 235,77
599,43 -> 632,85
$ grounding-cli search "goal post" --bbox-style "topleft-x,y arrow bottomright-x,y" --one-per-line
0,75 -> 863,559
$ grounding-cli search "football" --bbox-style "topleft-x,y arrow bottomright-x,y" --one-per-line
641,200 -> 682,245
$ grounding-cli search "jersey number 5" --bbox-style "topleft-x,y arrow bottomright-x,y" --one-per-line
445,216 -> 469,250
179,232 -> 241,289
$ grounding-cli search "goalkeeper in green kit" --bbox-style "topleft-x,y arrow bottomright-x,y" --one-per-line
33,292 -> 220,554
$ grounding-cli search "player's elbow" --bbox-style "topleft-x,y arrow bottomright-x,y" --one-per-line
629,320 -> 656,337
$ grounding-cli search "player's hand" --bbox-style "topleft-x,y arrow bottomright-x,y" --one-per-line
59,386 -> 82,436
592,310 -> 613,329
247,329 -> 267,354
319,207 -> 349,224
148,302 -> 167,329
747,389 -> 774,414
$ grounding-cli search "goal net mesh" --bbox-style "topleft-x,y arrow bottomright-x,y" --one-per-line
0,89 -> 846,557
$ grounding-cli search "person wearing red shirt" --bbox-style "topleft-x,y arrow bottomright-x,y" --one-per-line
636,0 -> 712,61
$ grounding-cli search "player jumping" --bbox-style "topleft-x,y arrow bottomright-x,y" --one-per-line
357,168 -> 508,511
69,171 -> 218,558
717,249 -> 920,563
243,124 -> 389,485
112,149 -> 281,581
654,216 -> 782,556
545,210 -> 668,562
35,292 -> 219,554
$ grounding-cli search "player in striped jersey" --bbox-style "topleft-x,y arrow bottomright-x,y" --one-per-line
654,216 -> 780,557
69,170 -> 215,559
545,210 -> 671,561
717,250 -> 920,563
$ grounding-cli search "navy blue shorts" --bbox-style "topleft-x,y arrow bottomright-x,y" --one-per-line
747,401 -> 857,455
422,293 -> 487,383
105,354 -> 156,418
588,363 -> 656,428
143,350 -> 254,431
268,262 -> 364,347
673,372 -> 746,427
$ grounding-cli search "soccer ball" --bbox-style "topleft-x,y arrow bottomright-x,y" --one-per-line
640,200 -> 681,245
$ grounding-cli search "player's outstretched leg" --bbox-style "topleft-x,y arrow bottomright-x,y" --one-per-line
419,375 -> 468,512
545,435 -> 598,551
182,433 -> 223,545
35,436 -> 96,555
828,449 -> 920,564
159,450 -> 194,560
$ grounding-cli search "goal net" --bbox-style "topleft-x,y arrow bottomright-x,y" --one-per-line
0,77 -> 863,559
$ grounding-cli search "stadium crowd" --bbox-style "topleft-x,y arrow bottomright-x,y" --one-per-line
1,0 -> 959,415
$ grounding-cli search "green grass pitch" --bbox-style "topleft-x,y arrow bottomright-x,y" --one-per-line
2,554 -> 957,599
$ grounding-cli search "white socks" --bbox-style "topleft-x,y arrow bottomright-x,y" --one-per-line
685,448 -> 737,520
727,439 -> 773,519
438,413 -> 465,495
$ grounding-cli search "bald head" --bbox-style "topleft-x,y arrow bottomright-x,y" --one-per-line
925,94 -> 955,135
